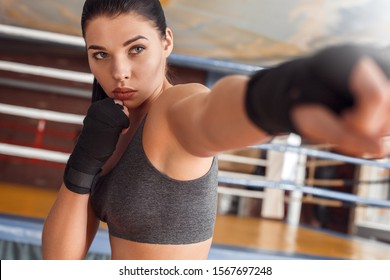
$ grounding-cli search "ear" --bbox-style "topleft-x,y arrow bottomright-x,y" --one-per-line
163,27 -> 174,57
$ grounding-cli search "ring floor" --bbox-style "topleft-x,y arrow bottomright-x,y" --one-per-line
1,182 -> 390,260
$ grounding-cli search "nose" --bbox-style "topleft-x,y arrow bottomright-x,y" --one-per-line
112,58 -> 131,81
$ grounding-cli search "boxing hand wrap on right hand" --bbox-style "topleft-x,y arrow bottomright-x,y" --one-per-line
64,98 -> 130,194
245,44 -> 390,135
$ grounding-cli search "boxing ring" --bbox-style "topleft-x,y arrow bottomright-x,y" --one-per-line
1,24 -> 390,260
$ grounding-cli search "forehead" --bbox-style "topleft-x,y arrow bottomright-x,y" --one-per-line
84,13 -> 158,44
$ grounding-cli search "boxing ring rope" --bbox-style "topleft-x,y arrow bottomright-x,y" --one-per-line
254,143 -> 390,169
218,176 -> 390,208
0,24 -> 261,75
0,143 -> 69,164
1,24 -> 390,235
1,102 -> 389,209
0,60 -> 93,84
0,103 -> 83,125
1,103 -> 390,170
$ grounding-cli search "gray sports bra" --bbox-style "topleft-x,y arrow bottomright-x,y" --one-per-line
90,117 -> 218,244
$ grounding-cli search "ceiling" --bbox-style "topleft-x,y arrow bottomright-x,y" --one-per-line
1,0 -> 389,66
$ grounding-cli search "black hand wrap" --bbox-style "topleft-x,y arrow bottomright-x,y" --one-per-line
64,98 -> 130,194
245,44 -> 390,135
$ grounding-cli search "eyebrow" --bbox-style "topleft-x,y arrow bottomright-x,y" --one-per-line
87,35 -> 148,51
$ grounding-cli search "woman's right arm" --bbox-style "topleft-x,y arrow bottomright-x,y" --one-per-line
42,98 -> 129,259
42,184 -> 99,259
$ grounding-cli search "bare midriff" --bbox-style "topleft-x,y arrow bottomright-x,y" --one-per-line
109,235 -> 213,260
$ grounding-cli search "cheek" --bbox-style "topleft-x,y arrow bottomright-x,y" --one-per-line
137,54 -> 165,83
88,61 -> 112,95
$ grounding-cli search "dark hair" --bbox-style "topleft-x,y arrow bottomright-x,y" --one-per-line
81,0 -> 168,102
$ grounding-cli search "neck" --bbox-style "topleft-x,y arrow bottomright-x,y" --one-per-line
129,78 -> 172,120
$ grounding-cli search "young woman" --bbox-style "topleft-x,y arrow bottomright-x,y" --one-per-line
42,0 -> 390,260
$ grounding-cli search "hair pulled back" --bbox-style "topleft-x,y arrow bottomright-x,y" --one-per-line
81,0 -> 168,102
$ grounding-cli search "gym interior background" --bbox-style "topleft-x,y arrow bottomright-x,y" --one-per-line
1,0 -> 390,259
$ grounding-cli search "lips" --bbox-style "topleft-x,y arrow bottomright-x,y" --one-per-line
112,88 -> 137,100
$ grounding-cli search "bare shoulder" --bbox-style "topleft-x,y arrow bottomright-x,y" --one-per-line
163,83 -> 210,102
143,83 -> 214,178
150,83 -> 210,118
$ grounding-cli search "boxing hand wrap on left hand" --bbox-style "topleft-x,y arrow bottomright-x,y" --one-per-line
245,44 -> 390,135
64,98 -> 130,194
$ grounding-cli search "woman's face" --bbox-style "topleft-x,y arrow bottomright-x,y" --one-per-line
84,13 -> 173,109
